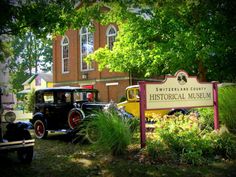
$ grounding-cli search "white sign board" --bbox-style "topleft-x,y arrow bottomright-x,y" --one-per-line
146,70 -> 213,109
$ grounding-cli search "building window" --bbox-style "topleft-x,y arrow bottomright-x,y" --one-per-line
80,27 -> 94,71
61,36 -> 69,73
106,25 -> 117,50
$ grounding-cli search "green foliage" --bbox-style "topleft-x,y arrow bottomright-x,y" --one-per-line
1,0 -> 235,82
81,111 -> 132,155
195,85 -> 236,131
10,32 -> 52,74
147,115 -> 236,165
9,66 -> 30,93
8,32 -> 52,92
0,0 -> 76,37
0,39 -> 13,62
24,89 -> 35,113
196,107 -> 214,128
215,130 -> 236,158
147,140 -> 174,162
218,86 -> 236,131
86,0 -> 236,82
118,95 -> 126,103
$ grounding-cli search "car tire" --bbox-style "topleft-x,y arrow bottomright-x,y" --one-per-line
85,121 -> 100,144
34,119 -> 48,139
17,130 -> 33,163
68,109 -> 84,129
168,109 -> 187,115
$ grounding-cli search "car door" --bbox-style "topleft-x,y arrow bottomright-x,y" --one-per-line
53,91 -> 73,129
41,91 -> 58,129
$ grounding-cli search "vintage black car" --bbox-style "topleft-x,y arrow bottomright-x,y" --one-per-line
0,88 -> 34,163
30,87 -> 107,139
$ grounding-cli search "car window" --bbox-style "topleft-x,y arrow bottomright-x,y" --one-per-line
74,92 -> 82,102
43,92 -> 54,103
57,92 -> 71,103
73,91 -> 95,102
87,93 -> 94,102
127,88 -> 139,101
74,92 -> 87,101
128,90 -> 135,99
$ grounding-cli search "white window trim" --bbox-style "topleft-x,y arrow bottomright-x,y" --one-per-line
106,25 -> 117,50
79,27 -> 94,72
61,36 -> 70,74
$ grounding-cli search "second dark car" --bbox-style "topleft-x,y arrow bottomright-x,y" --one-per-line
30,87 -> 107,139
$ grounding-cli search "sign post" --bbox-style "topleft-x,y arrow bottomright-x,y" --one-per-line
212,81 -> 219,130
139,81 -> 146,148
139,70 -> 219,148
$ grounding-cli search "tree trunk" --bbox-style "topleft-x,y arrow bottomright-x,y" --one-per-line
197,59 -> 207,82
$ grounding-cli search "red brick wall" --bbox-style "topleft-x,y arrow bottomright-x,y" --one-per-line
95,79 -> 129,102
53,22 -> 131,102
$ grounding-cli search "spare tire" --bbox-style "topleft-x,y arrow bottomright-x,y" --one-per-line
68,109 -> 84,129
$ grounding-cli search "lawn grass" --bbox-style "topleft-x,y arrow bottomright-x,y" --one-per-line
1,132 -> 236,177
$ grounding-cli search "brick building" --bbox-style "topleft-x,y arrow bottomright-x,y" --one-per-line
53,22 -> 132,102
52,5 -> 162,102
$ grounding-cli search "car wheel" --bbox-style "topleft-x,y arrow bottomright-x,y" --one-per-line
17,130 -> 33,163
68,109 -> 83,129
85,121 -> 100,144
168,109 -> 187,116
34,119 -> 48,139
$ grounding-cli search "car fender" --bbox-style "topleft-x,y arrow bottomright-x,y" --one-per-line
16,121 -> 33,130
6,122 -> 32,131
31,112 -> 47,125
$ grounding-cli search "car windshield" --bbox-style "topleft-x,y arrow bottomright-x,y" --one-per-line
127,88 -> 140,101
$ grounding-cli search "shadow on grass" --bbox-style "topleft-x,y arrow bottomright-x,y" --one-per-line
1,135 -> 236,177
0,138 -> 100,177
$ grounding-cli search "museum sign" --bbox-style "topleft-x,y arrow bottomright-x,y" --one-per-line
139,70 -> 219,148
145,70 -> 213,109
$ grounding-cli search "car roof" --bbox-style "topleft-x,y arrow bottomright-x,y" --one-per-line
126,85 -> 139,90
35,87 -> 98,92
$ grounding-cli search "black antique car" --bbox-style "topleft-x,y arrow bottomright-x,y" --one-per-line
0,88 -> 34,163
30,87 -> 107,139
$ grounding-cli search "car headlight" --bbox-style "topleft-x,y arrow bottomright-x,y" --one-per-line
4,111 -> 16,123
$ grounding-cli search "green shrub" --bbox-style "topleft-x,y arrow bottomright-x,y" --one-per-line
218,86 -> 236,131
196,108 -> 214,128
147,140 -> 175,162
118,95 -> 126,103
196,86 -> 236,131
24,89 -> 35,113
82,111 -> 132,155
127,118 -> 139,134
147,115 -> 236,165
214,131 -> 236,158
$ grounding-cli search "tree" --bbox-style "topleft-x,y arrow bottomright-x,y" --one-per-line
9,32 -> 52,92
0,0 -> 77,62
1,0 -> 235,82
0,0 -> 78,37
9,64 -> 30,93
85,0 -> 236,82
24,88 -> 35,113
0,0 -> 104,63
